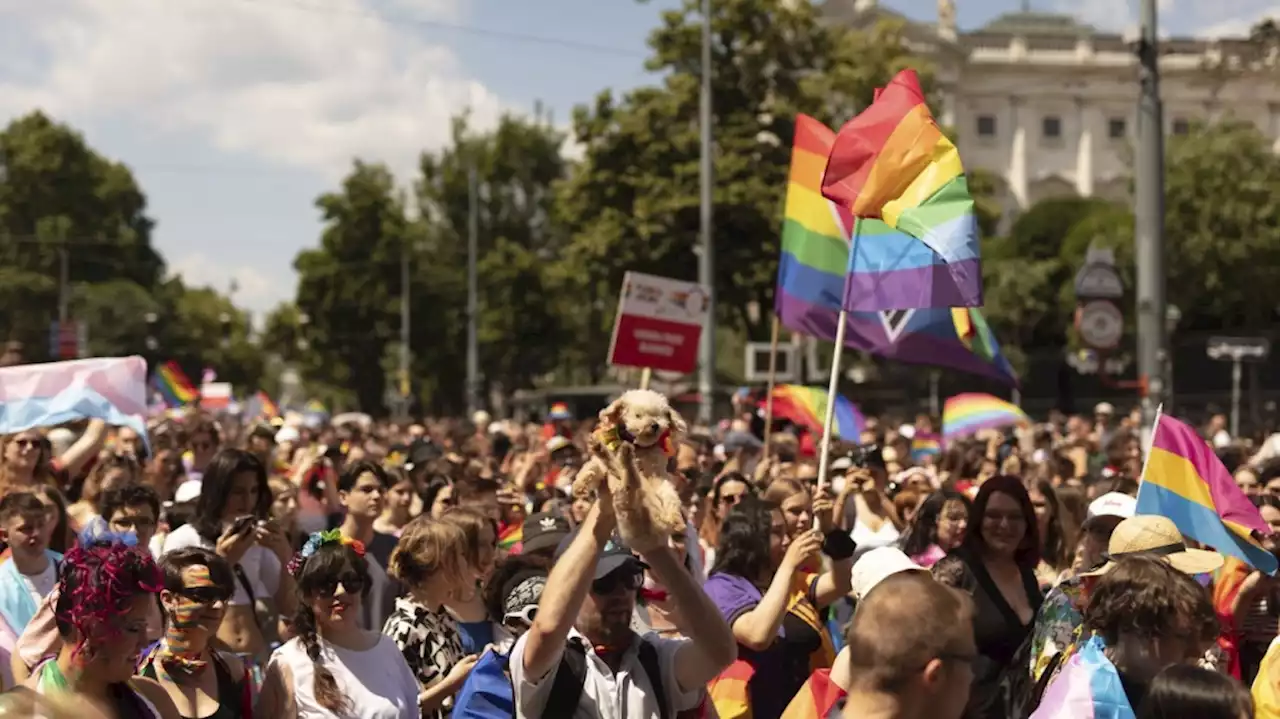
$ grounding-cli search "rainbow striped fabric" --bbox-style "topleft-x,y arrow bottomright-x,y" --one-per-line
498,523 -> 522,552
155,360 -> 198,406
766,385 -> 865,442
255,391 -> 279,418
821,69 -> 981,311
775,115 -> 1017,386
910,432 -> 942,461
941,393 -> 1029,442
1137,414 -> 1277,574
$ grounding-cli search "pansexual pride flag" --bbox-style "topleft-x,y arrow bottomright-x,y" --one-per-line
775,115 -> 1017,386
0,357 -> 149,440
765,384 -> 865,441
1137,413 -> 1277,574
821,69 -> 981,311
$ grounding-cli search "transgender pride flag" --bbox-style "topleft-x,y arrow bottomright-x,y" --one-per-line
0,357 -> 149,439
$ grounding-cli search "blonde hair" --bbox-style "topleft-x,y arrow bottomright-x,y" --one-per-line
0,431 -> 57,499
388,515 -> 471,589
762,478 -> 808,506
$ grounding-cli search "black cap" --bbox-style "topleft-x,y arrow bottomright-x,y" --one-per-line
521,512 -> 571,555
554,530 -> 647,580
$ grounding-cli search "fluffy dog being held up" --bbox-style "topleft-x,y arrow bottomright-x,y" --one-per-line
572,389 -> 688,551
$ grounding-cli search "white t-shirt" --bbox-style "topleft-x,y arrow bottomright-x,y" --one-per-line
161,523 -> 281,606
20,562 -> 57,608
269,634 -> 420,719
509,628 -> 703,719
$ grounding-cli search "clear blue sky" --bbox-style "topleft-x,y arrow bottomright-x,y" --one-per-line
1,0 -> 1271,316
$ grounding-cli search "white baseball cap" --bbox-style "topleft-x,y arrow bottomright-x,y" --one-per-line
173,480 -> 203,504
1083,491 -> 1136,529
851,547 -> 927,600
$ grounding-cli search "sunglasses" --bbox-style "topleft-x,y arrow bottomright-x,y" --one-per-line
176,586 -> 233,605
502,605 -> 537,628
591,569 -> 644,596
316,572 -> 369,597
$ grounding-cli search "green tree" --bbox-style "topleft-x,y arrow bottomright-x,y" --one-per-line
0,112 -> 165,359
553,2 -> 934,377
413,112 -> 572,408
293,161 -> 407,413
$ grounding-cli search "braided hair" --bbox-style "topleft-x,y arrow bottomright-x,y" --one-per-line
290,539 -> 372,715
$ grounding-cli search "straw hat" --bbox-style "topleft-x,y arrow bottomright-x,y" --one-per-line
1081,515 -> 1225,577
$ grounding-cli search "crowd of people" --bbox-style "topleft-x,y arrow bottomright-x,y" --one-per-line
0,396 -> 1277,719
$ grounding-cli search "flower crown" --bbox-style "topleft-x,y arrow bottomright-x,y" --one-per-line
287,529 -> 366,576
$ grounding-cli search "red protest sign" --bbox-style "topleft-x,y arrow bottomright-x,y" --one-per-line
607,271 -> 710,375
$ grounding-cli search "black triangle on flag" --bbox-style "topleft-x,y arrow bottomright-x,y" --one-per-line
879,309 -> 915,344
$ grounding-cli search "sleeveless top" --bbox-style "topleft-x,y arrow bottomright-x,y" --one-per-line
26,659 -> 162,719
139,651 -> 250,719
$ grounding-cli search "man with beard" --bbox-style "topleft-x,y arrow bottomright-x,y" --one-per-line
511,481 -> 736,718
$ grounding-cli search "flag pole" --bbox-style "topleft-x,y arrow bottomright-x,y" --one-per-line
762,314 -> 781,461
816,219 -> 861,525
639,367 -> 653,391
1137,403 -> 1164,488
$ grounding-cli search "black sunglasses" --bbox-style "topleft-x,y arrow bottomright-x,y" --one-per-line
316,572 -> 369,597
591,569 -> 644,596
176,586 -> 233,605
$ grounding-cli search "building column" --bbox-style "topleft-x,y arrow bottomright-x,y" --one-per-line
1008,96 -> 1028,208
1075,98 -> 1094,197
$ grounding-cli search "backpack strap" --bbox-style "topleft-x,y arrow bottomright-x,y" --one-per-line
543,639 -> 588,717
636,639 -> 671,719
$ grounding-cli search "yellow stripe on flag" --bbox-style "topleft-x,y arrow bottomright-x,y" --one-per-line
1145,446 -> 1218,510
785,183 -> 847,240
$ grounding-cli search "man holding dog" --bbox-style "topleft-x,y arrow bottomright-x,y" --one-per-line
511,476 -> 736,718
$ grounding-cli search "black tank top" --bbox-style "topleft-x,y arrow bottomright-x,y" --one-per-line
140,653 -> 246,719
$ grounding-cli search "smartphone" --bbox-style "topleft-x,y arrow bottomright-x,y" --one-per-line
229,515 -> 258,536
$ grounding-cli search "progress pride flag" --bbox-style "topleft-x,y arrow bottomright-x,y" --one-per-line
608,272 -> 710,375
0,356 -> 149,438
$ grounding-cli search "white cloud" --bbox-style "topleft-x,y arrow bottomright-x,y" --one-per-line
169,252 -> 280,318
0,0 -> 506,179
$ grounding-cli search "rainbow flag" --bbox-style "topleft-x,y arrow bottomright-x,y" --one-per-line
497,522 -> 522,552
255,391 -> 279,418
821,69 -> 981,311
765,385 -> 864,442
781,668 -> 846,719
707,659 -> 755,719
155,361 -> 198,406
911,432 -> 942,462
941,393 -> 1029,442
1137,413 -> 1277,574
775,115 -> 1017,386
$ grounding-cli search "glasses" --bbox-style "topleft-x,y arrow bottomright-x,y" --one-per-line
316,573 -> 369,597
591,569 -> 643,596
503,605 -> 537,628
177,586 -> 233,605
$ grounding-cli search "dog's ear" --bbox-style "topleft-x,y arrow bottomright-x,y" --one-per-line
599,397 -> 626,426
666,406 -> 688,439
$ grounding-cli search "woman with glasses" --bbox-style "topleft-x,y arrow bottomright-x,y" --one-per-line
933,475 -> 1043,719
697,472 -> 753,574
13,540 -> 178,719
899,490 -> 972,568
0,420 -> 107,499
257,531 -> 420,719
383,516 -> 479,719
704,494 -> 855,719
161,449 -> 296,680
138,548 -> 252,719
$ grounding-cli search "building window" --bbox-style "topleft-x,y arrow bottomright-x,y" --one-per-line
1042,115 -> 1062,140
1172,118 -> 1191,135
976,115 -> 997,137
1108,117 -> 1126,139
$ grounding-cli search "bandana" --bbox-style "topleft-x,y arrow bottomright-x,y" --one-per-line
596,424 -> 676,457
287,529 -> 366,576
